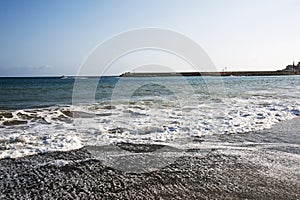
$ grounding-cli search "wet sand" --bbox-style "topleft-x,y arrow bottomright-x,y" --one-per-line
0,118 -> 299,199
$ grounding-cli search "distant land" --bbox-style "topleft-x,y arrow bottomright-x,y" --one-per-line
1,62 -> 300,78
120,61 -> 300,77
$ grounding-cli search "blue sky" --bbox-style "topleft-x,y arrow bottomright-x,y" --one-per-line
0,0 -> 299,76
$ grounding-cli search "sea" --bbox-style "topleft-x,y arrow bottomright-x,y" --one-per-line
0,75 -> 300,159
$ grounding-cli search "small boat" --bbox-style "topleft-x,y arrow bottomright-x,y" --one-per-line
60,75 -> 68,79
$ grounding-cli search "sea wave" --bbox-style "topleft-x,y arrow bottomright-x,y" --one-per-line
0,94 -> 299,159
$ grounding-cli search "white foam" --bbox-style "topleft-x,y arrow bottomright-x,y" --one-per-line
0,82 -> 300,159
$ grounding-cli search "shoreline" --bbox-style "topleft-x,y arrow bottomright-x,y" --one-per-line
1,118 -> 299,199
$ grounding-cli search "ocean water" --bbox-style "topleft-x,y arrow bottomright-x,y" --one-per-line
0,75 -> 300,159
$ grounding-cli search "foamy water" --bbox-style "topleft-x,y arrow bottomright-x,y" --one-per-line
0,76 -> 299,159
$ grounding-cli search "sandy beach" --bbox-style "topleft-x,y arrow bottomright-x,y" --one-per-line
1,118 -> 299,199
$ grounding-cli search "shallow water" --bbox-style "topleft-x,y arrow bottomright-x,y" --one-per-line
0,118 -> 299,199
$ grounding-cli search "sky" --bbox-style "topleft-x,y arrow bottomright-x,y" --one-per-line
0,0 -> 300,76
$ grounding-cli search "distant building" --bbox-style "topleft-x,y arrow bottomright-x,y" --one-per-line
296,62 -> 300,71
283,61 -> 300,72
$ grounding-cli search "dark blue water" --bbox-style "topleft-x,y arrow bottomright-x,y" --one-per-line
0,76 -> 208,110
0,77 -> 73,110
1,75 -> 300,110
0,77 -> 121,110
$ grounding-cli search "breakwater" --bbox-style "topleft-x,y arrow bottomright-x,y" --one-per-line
120,71 -> 300,77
